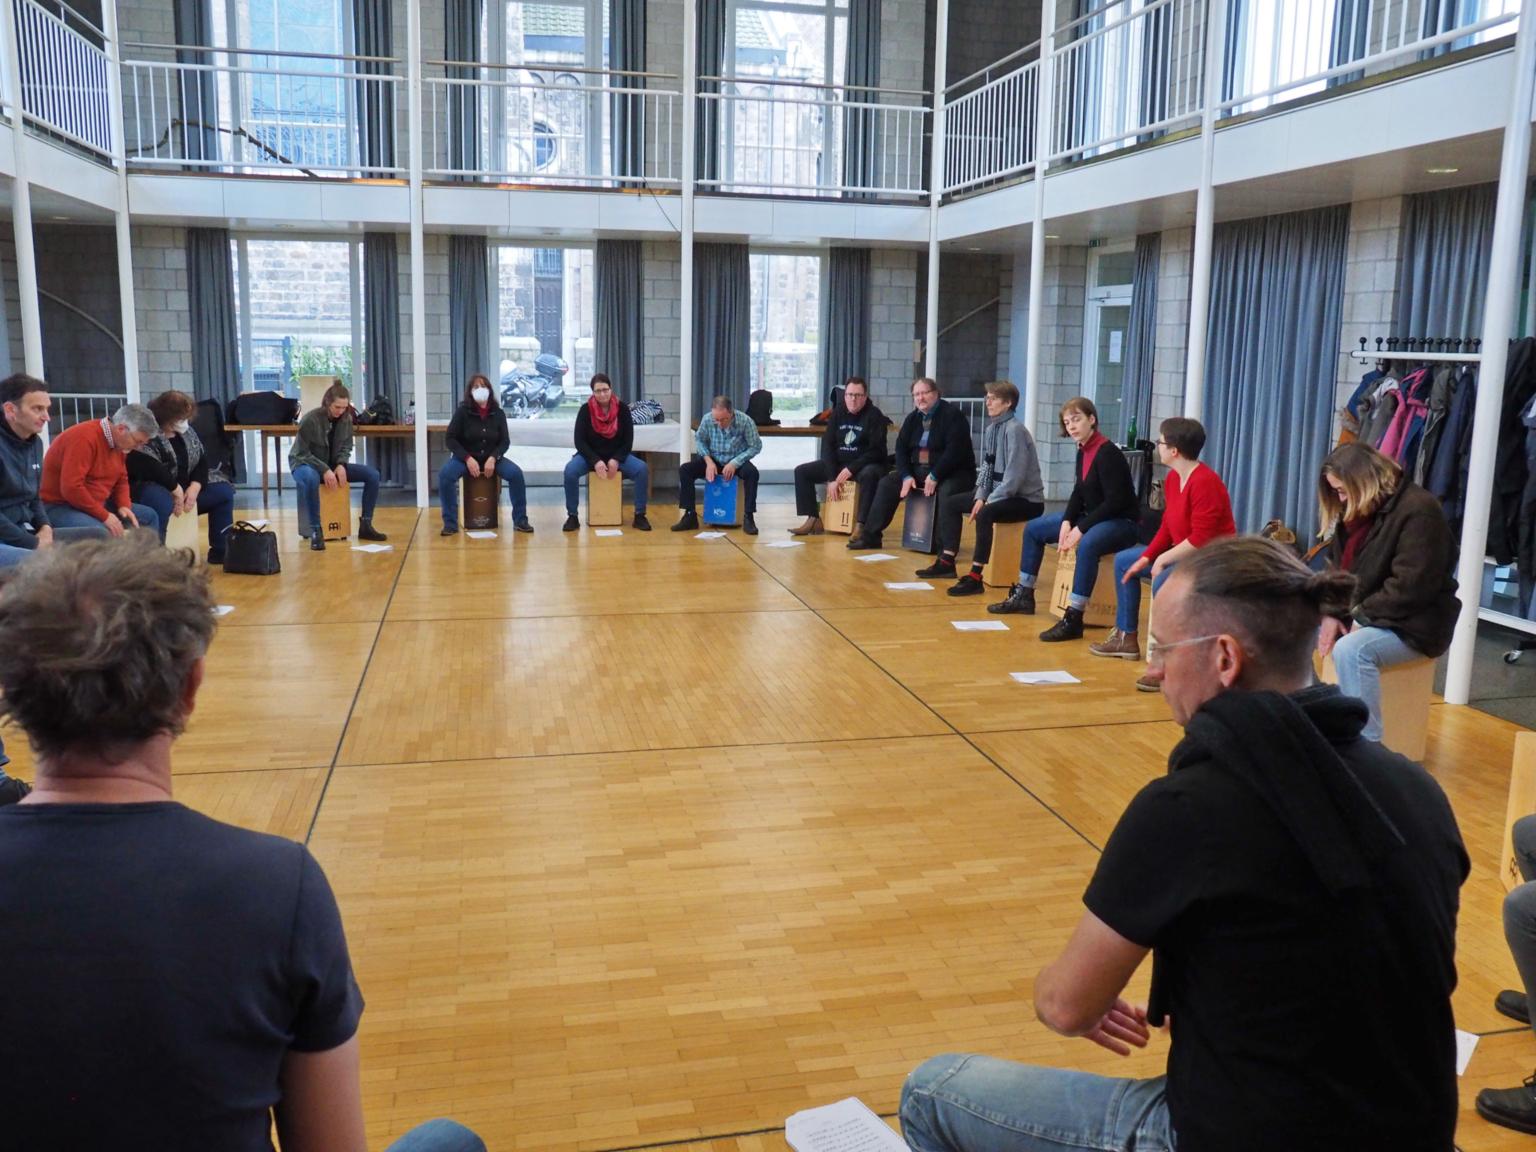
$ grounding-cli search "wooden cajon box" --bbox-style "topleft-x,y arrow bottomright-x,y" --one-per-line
820,481 -> 859,535
298,482 -> 353,541
462,473 -> 499,530
164,511 -> 208,562
982,519 -> 1028,588
587,472 -> 623,526
1049,547 -> 1117,627
901,491 -> 938,553
1318,653 -> 1434,761
702,477 -> 745,527
1502,732 -> 1536,891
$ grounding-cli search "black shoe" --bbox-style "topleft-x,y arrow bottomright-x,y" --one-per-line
1497,989 -> 1532,1025
0,776 -> 32,807
441,524 -> 458,537
672,511 -> 700,532
1039,608 -> 1085,642
207,549 -> 226,566
310,527 -> 326,552
916,558 -> 957,579
358,519 -> 388,542
514,519 -> 534,534
988,583 -> 1035,615
1477,1073 -> 1536,1135
633,513 -> 652,532
948,573 -> 985,597
847,533 -> 883,551
743,515 -> 758,536
562,515 -> 580,532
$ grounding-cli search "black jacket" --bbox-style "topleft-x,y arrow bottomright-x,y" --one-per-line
574,400 -> 635,465
821,401 -> 889,472
127,434 -> 209,493
445,402 -> 511,463
1063,436 -> 1138,531
894,399 -> 976,484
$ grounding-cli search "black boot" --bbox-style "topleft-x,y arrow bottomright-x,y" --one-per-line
988,583 -> 1035,615
310,526 -> 326,552
358,518 -> 388,542
1039,607 -> 1085,642
743,514 -> 758,536
672,510 -> 700,532
846,532 -> 883,551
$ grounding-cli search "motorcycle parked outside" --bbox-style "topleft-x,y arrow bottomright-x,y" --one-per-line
499,353 -> 568,418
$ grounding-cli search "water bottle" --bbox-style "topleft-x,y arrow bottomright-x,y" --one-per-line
406,398 -> 416,426
1125,417 -> 1137,448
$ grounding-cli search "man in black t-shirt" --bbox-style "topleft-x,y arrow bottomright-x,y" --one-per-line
0,538 -> 483,1152
900,536 -> 1468,1152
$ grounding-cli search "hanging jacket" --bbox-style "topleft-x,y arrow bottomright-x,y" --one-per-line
1489,338 -> 1536,564
1378,368 -> 1431,463
1360,382 -> 1400,448
1427,368 -> 1475,508
1413,367 -> 1457,487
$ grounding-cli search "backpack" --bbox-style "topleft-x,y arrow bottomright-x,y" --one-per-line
747,389 -> 780,427
190,398 -> 239,484
228,390 -> 299,425
355,396 -> 396,426
629,399 -> 664,425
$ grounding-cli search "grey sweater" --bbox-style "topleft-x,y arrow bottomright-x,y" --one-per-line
0,416 -> 46,549
975,411 -> 1044,506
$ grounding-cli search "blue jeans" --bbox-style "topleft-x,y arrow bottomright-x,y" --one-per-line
1112,547 -> 1177,634
1330,624 -> 1424,742
293,462 -> 382,529
562,453 -> 648,516
45,501 -> 161,538
382,1118 -> 486,1152
1018,513 -> 1141,610
0,542 -> 29,569
901,1053 -> 1174,1152
135,481 -> 237,554
438,456 -> 527,528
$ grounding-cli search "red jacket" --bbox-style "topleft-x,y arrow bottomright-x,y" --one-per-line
40,419 -> 131,522
1142,463 -> 1235,561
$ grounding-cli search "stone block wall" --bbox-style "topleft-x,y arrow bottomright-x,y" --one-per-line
1034,244 -> 1087,496
398,233 -> 453,421
1337,196 -> 1404,422
869,248 -> 919,417
642,239 -> 681,418
1150,225 -> 1192,432
131,225 -> 194,398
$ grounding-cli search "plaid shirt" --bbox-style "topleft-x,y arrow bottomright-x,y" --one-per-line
694,411 -> 762,467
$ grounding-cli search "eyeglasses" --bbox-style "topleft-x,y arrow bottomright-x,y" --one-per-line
1145,633 -> 1222,667
593,387 -> 613,394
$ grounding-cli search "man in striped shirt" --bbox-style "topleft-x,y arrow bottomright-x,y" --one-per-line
674,395 -> 764,535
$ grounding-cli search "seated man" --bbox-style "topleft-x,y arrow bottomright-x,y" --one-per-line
290,381 -> 388,551
849,378 -> 976,551
902,536 -> 1468,1152
1089,416 -> 1235,687
787,375 -> 888,536
674,395 -> 762,536
0,537 -> 483,1152
1,373 -> 76,569
39,403 -> 161,539
1476,814 -> 1536,1133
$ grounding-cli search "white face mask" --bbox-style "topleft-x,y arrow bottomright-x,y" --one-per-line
173,420 -> 190,434
471,387 -> 490,404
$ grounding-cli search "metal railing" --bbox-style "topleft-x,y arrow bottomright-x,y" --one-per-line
943,46 -> 1040,196
15,0 -> 112,158
698,75 -> 929,198
49,392 -> 125,434
423,61 -> 680,186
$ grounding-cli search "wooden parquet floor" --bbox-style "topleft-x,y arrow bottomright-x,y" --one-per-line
5,497 -> 1536,1149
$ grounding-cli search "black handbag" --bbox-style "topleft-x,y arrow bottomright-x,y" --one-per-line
222,521 -> 281,576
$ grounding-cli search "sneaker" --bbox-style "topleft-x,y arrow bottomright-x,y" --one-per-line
1135,672 -> 1162,693
0,776 -> 31,807
672,510 -> 700,532
1089,629 -> 1141,659
948,573 -> 984,597
513,519 -> 535,534
441,525 -> 458,537
743,515 -> 759,536
988,583 -> 1035,615
562,515 -> 580,532
1497,989 -> 1532,1025
310,527 -> 326,552
916,558 -> 957,579
847,533 -> 883,551
1039,608 -> 1084,642
633,513 -> 652,532
1477,1073 -> 1536,1135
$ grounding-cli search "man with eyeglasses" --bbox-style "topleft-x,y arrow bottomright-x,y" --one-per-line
901,536 -> 1467,1152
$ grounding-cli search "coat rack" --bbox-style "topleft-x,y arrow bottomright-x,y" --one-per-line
1348,335 -> 1484,364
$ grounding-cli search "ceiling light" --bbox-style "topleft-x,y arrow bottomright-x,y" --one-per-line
967,246 -> 981,251
1425,166 -> 1460,174
1045,233 -> 1060,240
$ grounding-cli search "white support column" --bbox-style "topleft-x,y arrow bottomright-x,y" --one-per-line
236,238 -> 254,389
923,0 -> 949,380
407,0 -> 428,508
1024,18 -> 1054,436
679,0 -> 696,455
1,0 -> 42,380
1444,0 -> 1536,707
101,0 -> 141,403
1182,0 -> 1228,421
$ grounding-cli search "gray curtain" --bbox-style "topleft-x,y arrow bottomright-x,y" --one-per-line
610,0 -> 646,184
1329,0 -> 1368,86
1395,182 -> 1497,345
692,242 -> 750,415
352,0 -> 396,173
595,239 -> 644,397
446,0 -> 483,176
1120,233 -> 1160,443
186,228 -> 244,477
449,235 -> 492,392
1204,205 -> 1350,544
696,0 -> 726,185
1137,1 -> 1170,140
841,0 -> 881,195
173,0 -> 219,164
820,247 -> 869,398
364,233 -> 405,482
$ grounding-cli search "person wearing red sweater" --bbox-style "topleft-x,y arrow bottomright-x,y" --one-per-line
41,406 -> 161,539
1089,417 -> 1235,682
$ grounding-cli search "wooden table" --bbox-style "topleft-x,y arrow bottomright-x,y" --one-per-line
227,423 -> 447,500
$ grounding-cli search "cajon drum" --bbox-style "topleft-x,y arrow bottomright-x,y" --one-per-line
297,482 -> 353,541
1318,653 -> 1434,761
821,481 -> 859,535
462,473 -> 499,530
1049,547 -> 1117,628
703,476 -> 745,527
164,510 -> 208,563
901,491 -> 938,553
587,472 -> 623,526
982,519 -> 1028,588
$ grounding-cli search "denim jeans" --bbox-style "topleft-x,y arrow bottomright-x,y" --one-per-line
1505,814 -> 1536,1039
382,1118 -> 486,1152
0,542 -> 29,569
292,462 -> 382,529
562,452 -> 648,516
439,456 -> 528,528
1329,624 -> 1424,742
1018,513 -> 1141,610
1112,547 -> 1177,634
134,481 -> 237,554
900,1053 -> 1175,1152
45,501 -> 161,538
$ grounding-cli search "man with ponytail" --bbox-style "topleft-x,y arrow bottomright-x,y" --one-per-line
901,535 -> 1468,1152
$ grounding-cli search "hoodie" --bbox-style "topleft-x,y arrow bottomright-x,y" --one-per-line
0,415 -> 46,549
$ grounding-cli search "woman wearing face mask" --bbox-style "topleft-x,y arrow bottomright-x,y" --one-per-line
127,389 -> 238,563
439,374 -> 531,536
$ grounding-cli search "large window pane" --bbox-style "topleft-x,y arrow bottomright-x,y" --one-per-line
500,1 -> 609,180
749,252 -> 820,417
237,238 -> 356,394
237,0 -> 349,168
494,245 -> 594,421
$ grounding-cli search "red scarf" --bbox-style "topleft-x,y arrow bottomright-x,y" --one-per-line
589,395 -> 620,439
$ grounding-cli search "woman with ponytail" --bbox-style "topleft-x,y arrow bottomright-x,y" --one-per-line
563,373 -> 650,532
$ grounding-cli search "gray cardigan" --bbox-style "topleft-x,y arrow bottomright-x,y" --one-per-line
975,411 -> 1044,505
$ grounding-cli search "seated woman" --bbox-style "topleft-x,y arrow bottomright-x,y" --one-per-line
289,382 -> 388,551
1317,442 -> 1459,742
921,380 -> 1044,595
563,373 -> 650,531
440,374 -> 531,536
988,395 -> 1140,642
127,390 -> 238,564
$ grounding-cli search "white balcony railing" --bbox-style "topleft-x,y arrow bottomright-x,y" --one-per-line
943,46 -> 1040,196
698,76 -> 929,198
423,62 -> 680,186
49,392 -> 124,433
15,0 -> 112,158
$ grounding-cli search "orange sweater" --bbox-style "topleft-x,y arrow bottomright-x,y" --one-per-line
40,420 -> 130,522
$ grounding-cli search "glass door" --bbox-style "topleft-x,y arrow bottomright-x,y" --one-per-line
1084,244 -> 1134,443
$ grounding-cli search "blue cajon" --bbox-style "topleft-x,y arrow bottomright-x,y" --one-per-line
703,476 -> 744,527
